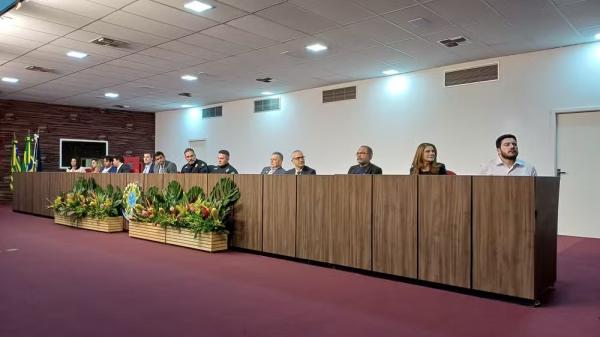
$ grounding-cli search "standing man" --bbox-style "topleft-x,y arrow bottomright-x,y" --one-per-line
113,155 -> 131,173
181,148 -> 209,173
209,150 -> 238,174
286,150 -> 316,175
481,134 -> 537,176
141,152 -> 154,174
100,156 -> 116,173
348,145 -> 382,174
152,151 -> 177,173
260,152 -> 286,175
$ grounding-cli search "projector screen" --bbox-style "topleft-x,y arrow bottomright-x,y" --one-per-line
59,138 -> 108,169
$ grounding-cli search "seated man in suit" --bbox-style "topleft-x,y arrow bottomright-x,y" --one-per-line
113,155 -> 132,173
100,156 -> 117,173
141,152 -> 155,174
260,152 -> 286,175
181,148 -> 209,173
152,151 -> 177,173
348,145 -> 382,175
209,150 -> 238,174
286,150 -> 316,175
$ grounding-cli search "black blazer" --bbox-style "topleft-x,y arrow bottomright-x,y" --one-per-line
116,164 -> 132,173
286,166 -> 316,175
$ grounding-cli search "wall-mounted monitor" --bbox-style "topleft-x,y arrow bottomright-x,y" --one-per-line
59,138 -> 108,169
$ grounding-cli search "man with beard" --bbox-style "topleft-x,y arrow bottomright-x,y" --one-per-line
481,134 -> 537,176
181,148 -> 209,173
209,150 -> 238,174
348,145 -> 382,175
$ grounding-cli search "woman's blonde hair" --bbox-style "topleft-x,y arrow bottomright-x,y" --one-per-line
410,143 -> 442,175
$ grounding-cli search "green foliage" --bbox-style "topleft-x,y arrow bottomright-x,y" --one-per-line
185,186 -> 205,203
209,178 -> 241,220
48,177 -> 122,220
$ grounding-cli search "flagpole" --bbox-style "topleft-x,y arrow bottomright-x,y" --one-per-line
32,129 -> 39,172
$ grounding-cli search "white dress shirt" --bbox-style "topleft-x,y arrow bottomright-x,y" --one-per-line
480,156 -> 537,176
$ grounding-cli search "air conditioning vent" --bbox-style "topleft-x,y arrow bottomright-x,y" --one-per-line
202,106 -> 222,118
254,98 -> 280,113
445,64 -> 498,87
439,36 -> 467,48
90,36 -> 128,48
26,65 -> 55,73
322,86 -> 356,103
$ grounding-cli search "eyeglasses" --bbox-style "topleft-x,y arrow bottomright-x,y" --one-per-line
356,152 -> 368,155
292,156 -> 304,160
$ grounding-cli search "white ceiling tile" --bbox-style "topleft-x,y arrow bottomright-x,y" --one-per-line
227,15 -> 306,42
0,24 -> 60,43
354,45 -> 414,65
256,2 -> 340,34
383,4 -> 451,36
50,38 -> 131,58
388,38 -> 462,64
17,1 -> 96,27
31,0 -> 116,19
152,0 -> 248,22
179,33 -> 252,55
101,11 -> 192,39
116,55 -> 182,72
351,0 -> 418,14
346,16 -> 415,44
0,51 -> 20,63
201,24 -> 278,49
556,0 -> 600,30
424,0 -> 502,27
462,16 -> 528,46
81,65 -> 150,81
63,29 -> 151,52
36,44 -> 115,65
290,0 -> 376,25
3,58 -> 80,77
122,0 -> 219,31
138,47 -> 206,65
0,35 -> 47,50
88,0 -> 137,8
4,12 -> 76,36
218,0 -> 285,12
158,40 -> 227,60
83,21 -> 170,45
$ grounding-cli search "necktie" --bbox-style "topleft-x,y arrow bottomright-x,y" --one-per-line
268,168 -> 275,175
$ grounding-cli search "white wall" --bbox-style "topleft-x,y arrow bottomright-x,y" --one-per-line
156,42 -> 600,176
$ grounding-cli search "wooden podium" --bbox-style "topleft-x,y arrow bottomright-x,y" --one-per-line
12,173 -> 559,302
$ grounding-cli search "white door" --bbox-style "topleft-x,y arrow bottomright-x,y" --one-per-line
556,111 -> 600,238
189,139 -> 208,163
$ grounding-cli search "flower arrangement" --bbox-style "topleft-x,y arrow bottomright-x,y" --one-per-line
130,178 -> 240,236
49,177 -> 123,220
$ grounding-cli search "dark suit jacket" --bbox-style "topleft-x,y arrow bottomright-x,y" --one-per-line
347,163 -> 382,175
286,166 -> 316,175
260,166 -> 286,175
116,164 -> 131,173
101,166 -> 117,173
142,163 -> 155,174
152,160 -> 177,173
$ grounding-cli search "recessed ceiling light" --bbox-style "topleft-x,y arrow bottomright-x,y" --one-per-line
595,33 -> 600,40
1,77 -> 19,83
181,104 -> 193,108
184,1 -> 213,13
104,92 -> 119,98
382,69 -> 400,76
261,91 -> 274,95
67,51 -> 88,59
181,74 -> 198,81
306,43 -> 327,52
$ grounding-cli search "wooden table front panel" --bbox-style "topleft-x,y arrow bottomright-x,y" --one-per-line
232,175 -> 263,251
534,177 -> 560,297
296,176 -> 332,263
184,174 -> 208,193
109,174 -> 128,190
330,175 -> 372,270
89,173 -> 111,189
207,174 -> 231,194
32,173 -> 50,216
143,174 -> 164,192
418,176 -> 471,288
372,176 -> 417,278
262,175 -> 296,257
472,176 -> 535,299
12,173 -> 25,212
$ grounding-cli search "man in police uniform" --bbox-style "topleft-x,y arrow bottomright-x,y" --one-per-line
181,148 -> 209,173
209,150 -> 238,174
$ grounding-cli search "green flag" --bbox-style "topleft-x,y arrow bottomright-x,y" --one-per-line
10,136 -> 21,191
23,134 -> 33,172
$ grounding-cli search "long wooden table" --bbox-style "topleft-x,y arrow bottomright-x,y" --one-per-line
12,172 -> 559,302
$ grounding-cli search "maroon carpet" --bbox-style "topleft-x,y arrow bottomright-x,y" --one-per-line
1,205 -> 599,337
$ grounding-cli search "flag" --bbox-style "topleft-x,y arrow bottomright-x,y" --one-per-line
33,133 -> 43,172
10,135 -> 21,191
23,134 -> 33,172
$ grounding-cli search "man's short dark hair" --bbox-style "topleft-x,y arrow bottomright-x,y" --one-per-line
113,155 -> 124,163
218,149 -> 230,157
103,155 -> 113,162
272,151 -> 283,160
184,148 -> 195,154
143,152 -> 154,159
496,134 -> 517,149
154,151 -> 165,158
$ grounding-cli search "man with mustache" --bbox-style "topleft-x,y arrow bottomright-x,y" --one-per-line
481,134 -> 537,176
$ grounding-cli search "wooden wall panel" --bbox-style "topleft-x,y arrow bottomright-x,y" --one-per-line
534,177 -> 560,298
110,174 -> 128,190
125,173 -> 144,189
372,176 -> 417,278
418,176 -> 471,288
0,100 -> 155,203
330,175 -> 372,270
232,175 -> 262,251
473,176 -> 535,299
11,173 -> 24,212
207,174 -> 231,194
22,173 -> 34,213
296,176 -> 332,263
184,174 -> 208,192
90,173 -> 111,189
262,175 -> 296,257
47,173 -> 64,215
163,174 -> 185,192
143,174 -> 164,192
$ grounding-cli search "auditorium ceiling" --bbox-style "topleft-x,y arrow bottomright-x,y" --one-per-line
0,0 -> 599,111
